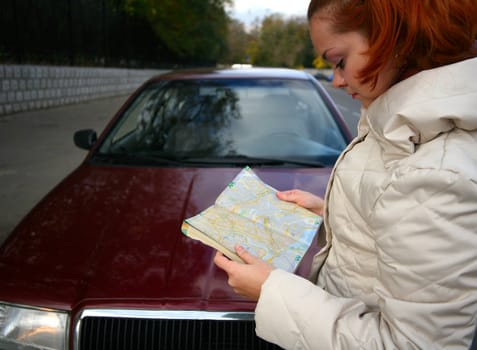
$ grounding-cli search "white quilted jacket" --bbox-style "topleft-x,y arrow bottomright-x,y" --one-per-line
255,57 -> 477,349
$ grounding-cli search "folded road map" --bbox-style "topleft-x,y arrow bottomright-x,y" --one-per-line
181,166 -> 322,272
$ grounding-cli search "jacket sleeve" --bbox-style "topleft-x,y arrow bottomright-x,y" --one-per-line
255,168 -> 477,349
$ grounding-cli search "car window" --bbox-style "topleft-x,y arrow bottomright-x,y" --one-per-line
110,88 -> 161,144
97,78 -> 348,166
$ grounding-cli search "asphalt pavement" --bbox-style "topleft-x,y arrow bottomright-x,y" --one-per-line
0,83 -> 360,246
0,95 -> 128,244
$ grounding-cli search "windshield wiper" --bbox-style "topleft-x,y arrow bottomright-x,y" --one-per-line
180,155 -> 325,167
91,152 -> 184,166
91,152 -> 326,167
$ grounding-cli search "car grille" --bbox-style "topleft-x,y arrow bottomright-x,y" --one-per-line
74,309 -> 283,350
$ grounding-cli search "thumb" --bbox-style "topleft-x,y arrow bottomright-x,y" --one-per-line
276,190 -> 299,203
235,245 -> 259,264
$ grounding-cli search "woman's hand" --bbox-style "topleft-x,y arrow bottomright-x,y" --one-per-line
276,189 -> 324,216
213,245 -> 273,301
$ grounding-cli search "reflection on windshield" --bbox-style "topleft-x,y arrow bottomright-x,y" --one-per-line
97,79 -> 347,166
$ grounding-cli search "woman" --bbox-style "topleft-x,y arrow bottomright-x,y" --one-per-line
214,0 -> 477,348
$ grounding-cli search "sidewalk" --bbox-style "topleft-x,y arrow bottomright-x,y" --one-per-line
0,95 -> 128,244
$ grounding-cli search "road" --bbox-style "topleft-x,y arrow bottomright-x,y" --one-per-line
0,84 -> 360,245
0,96 -> 128,244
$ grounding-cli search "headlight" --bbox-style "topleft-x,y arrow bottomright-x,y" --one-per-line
0,303 -> 68,350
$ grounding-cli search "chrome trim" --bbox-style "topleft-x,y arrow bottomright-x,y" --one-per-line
73,308 -> 255,350
0,300 -> 69,315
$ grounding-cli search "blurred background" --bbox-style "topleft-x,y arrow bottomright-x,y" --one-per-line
0,0 -> 322,69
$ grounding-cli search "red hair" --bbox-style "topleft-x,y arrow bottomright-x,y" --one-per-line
308,0 -> 477,87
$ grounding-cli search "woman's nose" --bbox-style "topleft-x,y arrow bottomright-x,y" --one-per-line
332,70 -> 346,89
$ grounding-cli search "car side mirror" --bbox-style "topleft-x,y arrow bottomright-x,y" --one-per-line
74,129 -> 97,150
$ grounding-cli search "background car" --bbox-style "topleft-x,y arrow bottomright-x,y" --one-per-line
0,68 -> 352,349
313,71 -> 333,82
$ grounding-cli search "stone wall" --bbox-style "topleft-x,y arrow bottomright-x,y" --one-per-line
0,65 -> 165,116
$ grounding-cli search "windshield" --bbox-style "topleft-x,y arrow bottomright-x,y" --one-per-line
96,78 -> 347,166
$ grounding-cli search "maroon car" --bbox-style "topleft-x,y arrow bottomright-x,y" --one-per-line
0,68 -> 351,349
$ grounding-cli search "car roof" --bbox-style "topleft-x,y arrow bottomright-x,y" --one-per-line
147,67 -> 313,83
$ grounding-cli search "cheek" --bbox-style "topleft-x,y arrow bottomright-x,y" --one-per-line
343,57 -> 368,85
341,68 -> 363,89
360,62 -> 399,98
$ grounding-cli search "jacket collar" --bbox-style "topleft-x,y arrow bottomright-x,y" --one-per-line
360,57 -> 477,161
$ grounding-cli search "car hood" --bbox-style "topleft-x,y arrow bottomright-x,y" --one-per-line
0,165 -> 330,312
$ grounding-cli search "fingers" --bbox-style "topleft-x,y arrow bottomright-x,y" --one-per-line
276,189 -> 301,203
213,251 -> 234,271
277,190 -> 324,215
235,245 -> 259,264
213,246 -> 257,270
213,252 -> 243,296
213,247 -> 273,300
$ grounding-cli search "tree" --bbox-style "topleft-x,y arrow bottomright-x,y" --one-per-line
253,14 -> 310,68
222,19 -> 249,64
113,0 -> 231,64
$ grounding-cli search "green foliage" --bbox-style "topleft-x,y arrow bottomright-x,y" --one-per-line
112,0 -> 316,68
223,14 -> 315,68
264,15 -> 311,68
222,19 -> 250,64
109,0 -> 319,68
2,0 -> 318,68
113,0 -> 231,63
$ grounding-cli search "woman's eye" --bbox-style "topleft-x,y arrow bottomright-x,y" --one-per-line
335,59 -> 345,69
